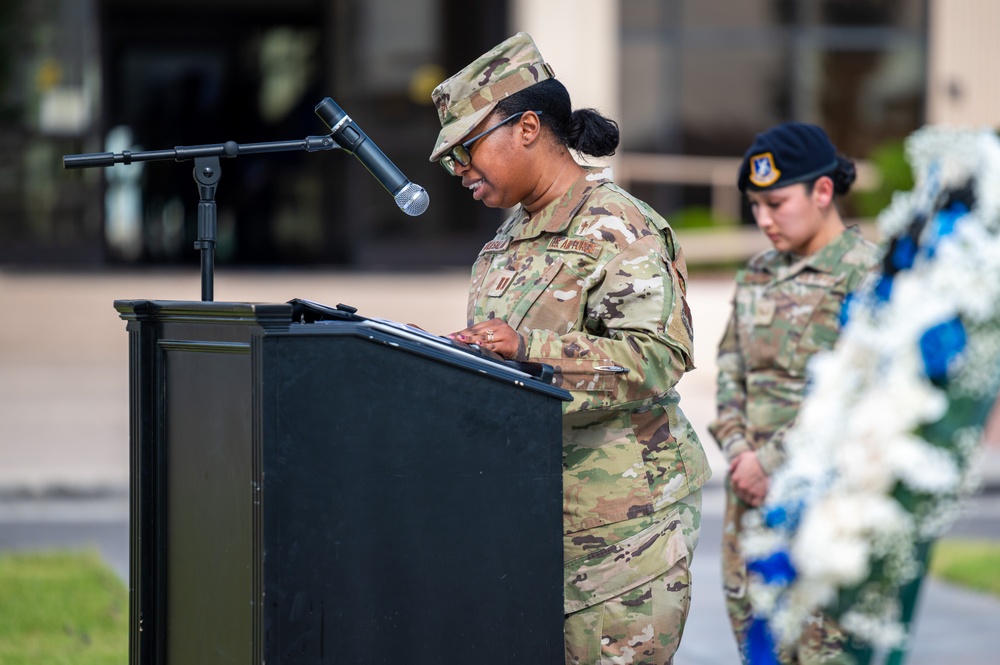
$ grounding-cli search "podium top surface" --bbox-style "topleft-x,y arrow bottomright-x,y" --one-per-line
113,298 -> 572,401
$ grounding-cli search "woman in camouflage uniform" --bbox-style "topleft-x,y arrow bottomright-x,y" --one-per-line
709,122 -> 881,663
429,33 -> 711,665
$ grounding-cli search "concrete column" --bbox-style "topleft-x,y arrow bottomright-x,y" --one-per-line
927,0 -> 1000,128
509,1 -> 621,171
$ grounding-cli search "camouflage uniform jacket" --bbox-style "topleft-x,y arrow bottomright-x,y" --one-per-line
708,226 -> 880,473
467,166 -> 711,611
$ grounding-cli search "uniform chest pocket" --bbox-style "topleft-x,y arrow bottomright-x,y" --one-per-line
742,273 -> 844,376
503,259 -> 569,331
792,273 -> 849,367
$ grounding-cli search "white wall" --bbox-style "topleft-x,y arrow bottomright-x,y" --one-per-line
927,0 -> 1000,128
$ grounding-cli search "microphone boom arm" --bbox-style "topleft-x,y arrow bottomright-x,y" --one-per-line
62,134 -> 342,301
62,135 -> 341,169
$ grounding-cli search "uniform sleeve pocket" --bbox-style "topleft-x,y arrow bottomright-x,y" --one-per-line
547,358 -> 623,396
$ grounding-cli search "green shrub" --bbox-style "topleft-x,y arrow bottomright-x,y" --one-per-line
852,139 -> 915,220
669,205 -> 739,229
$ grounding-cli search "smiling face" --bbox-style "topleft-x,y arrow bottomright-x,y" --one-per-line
746,176 -> 843,256
450,110 -> 534,209
446,108 -> 587,215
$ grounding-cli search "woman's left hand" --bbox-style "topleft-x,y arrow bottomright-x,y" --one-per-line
448,318 -> 524,360
729,451 -> 770,507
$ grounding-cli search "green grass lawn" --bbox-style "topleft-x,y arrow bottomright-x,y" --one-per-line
0,538 -> 996,664
929,538 -> 1000,597
0,550 -> 127,665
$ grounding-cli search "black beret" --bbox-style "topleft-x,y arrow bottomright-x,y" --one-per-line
737,122 -> 839,193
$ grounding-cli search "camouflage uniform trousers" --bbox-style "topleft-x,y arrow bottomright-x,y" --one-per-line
722,481 -> 848,664
564,489 -> 702,665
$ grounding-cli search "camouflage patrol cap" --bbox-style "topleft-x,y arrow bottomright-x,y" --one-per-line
738,122 -> 839,192
428,32 -> 555,162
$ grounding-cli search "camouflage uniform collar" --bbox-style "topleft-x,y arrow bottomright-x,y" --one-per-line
775,224 -> 865,279
502,166 -> 614,240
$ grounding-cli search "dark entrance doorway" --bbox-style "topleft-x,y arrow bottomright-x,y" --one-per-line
100,0 -> 344,265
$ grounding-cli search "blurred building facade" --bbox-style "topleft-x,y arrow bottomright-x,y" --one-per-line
0,0 -> 993,269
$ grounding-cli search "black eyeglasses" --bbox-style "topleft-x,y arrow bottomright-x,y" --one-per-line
439,111 -> 542,176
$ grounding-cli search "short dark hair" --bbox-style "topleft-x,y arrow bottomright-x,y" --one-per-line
804,155 -> 857,196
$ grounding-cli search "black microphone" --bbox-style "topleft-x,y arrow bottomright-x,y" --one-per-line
314,97 -> 429,216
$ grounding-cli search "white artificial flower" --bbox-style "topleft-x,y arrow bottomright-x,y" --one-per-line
744,126 -> 1000,650
887,434 -> 960,494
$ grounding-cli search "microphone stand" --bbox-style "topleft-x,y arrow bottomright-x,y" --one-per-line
63,135 -> 340,301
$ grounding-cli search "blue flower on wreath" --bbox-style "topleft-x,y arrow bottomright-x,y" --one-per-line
746,616 -> 781,665
890,236 -> 919,272
919,317 -> 967,383
748,549 -> 798,585
839,292 -> 855,327
874,274 -> 894,303
924,201 -> 969,259
764,499 -> 805,532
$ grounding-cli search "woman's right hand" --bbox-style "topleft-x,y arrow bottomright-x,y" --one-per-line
447,318 -> 524,360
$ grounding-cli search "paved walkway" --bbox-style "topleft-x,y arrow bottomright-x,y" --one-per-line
1,266 -> 999,664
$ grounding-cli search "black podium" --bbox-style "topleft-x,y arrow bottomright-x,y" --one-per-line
115,299 -> 569,665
